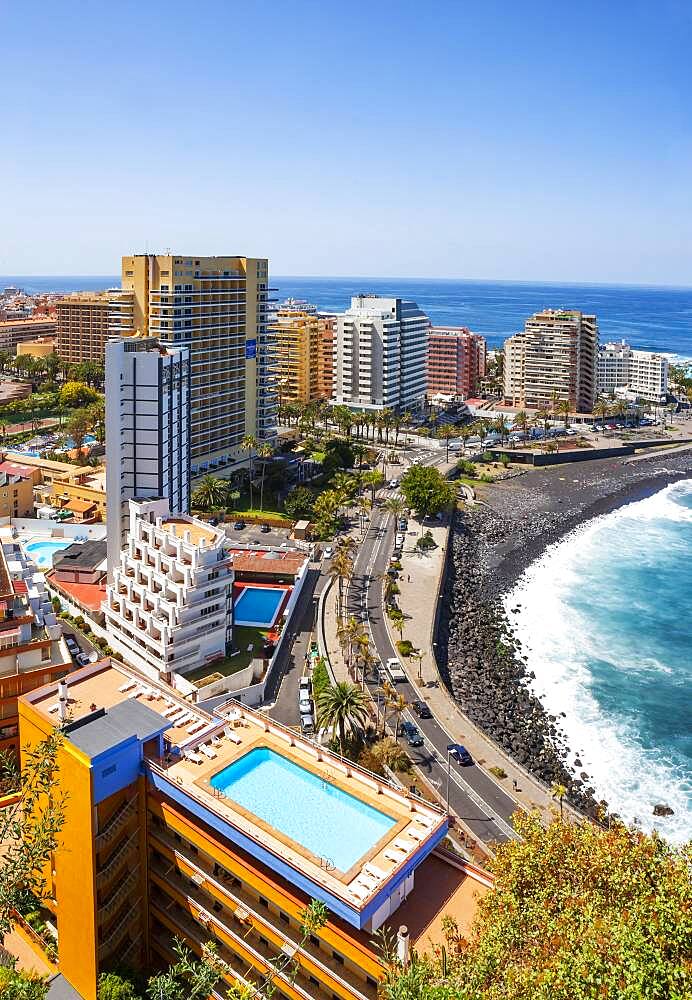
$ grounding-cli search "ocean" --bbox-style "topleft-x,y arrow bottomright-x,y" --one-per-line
3,274 -> 692,364
506,480 -> 692,843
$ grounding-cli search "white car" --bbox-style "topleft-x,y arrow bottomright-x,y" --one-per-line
385,657 -> 407,683
299,676 -> 311,696
300,714 -> 314,735
323,546 -> 333,559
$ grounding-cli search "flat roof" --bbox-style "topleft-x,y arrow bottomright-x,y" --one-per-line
162,517 -> 218,547
53,539 -> 106,570
65,699 -> 168,758
229,549 -> 306,576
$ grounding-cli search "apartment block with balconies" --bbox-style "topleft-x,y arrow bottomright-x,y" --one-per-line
503,309 -> 598,413
112,255 -> 276,481
598,340 -> 669,403
56,291 -> 127,363
426,327 -> 487,400
103,498 -> 233,685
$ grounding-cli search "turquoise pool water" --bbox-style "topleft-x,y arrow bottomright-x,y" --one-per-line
209,747 -> 396,871
234,586 -> 285,627
24,539 -> 74,569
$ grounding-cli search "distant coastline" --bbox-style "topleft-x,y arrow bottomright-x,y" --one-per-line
4,274 -> 692,357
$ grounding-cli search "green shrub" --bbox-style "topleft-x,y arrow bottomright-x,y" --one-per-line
396,639 -> 415,657
311,657 -> 330,700
489,765 -> 508,779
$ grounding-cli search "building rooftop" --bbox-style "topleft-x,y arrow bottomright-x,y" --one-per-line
64,698 -> 168,759
161,517 -> 218,547
0,461 -> 34,479
46,574 -> 106,612
229,549 -> 306,576
24,661 -> 449,929
53,540 -> 107,572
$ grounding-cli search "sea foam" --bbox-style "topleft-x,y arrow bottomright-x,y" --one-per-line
505,480 -> 692,843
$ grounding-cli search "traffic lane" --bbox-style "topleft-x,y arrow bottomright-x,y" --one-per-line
363,523 -> 518,835
266,567 -> 321,725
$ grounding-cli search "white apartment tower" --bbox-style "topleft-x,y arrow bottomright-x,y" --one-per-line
332,295 -> 429,412
503,309 -> 599,413
102,498 -> 233,684
598,341 -> 669,403
105,336 -> 190,578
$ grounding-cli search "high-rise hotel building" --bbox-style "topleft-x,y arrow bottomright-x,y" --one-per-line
105,336 -> 191,577
57,291 -> 128,363
272,299 -> 333,405
426,327 -> 487,400
109,255 -> 276,479
503,309 -> 598,413
332,296 -> 429,412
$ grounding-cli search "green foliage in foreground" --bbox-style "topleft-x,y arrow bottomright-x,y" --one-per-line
400,465 -> 455,520
380,812 -> 691,1000
0,962 -> 48,1000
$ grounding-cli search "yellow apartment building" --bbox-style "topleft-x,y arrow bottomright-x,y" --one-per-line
17,336 -> 58,358
16,661 -> 491,1000
273,302 -> 328,405
112,254 -> 277,480
56,292 -> 117,364
0,316 -> 56,352
3,452 -> 107,522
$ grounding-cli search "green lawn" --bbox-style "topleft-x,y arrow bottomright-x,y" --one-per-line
185,625 -> 269,685
227,490 -> 285,518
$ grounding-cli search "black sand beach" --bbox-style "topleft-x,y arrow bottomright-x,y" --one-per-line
436,447 -> 692,815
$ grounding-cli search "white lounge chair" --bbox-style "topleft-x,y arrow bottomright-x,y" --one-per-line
168,710 -> 187,724
393,837 -> 416,853
355,873 -> 378,891
118,679 -> 138,693
184,750 -> 203,765
406,826 -> 426,842
47,703 -> 59,714
200,743 -> 217,760
163,705 -> 181,718
413,814 -> 435,829
384,849 -> 403,865
211,736 -> 223,747
349,882 -> 369,902
363,862 -> 388,881
225,727 -> 241,745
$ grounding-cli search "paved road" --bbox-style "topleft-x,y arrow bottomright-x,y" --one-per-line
346,505 -> 519,845
266,567 -> 324,727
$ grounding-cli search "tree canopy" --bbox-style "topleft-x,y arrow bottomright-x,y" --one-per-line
400,465 -> 455,520
59,381 -> 101,409
380,812 -> 692,1000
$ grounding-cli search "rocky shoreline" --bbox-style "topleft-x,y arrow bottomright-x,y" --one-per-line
436,447 -> 692,818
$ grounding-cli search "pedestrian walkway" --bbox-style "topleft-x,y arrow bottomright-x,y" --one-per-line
391,515 -> 562,824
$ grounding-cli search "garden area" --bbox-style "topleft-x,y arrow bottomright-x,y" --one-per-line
184,625 -> 270,687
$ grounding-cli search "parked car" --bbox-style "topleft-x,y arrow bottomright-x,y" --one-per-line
299,697 -> 313,716
76,653 -> 92,667
448,743 -> 473,766
385,657 -> 407,684
397,518 -> 407,532
411,699 -> 432,719
299,676 -> 311,697
233,521 -> 246,530
323,546 -> 333,559
65,636 -> 79,654
300,714 -> 314,735
260,524 -> 271,533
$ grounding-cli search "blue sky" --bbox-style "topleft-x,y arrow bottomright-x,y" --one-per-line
1,0 -> 691,283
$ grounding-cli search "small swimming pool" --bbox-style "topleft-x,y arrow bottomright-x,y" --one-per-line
210,747 -> 396,871
233,586 -> 285,627
24,539 -> 75,570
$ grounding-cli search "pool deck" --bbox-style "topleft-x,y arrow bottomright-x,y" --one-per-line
26,659 -> 448,915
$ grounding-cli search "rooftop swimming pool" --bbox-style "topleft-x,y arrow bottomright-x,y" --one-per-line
233,585 -> 285,627
24,539 -> 75,570
209,747 -> 396,872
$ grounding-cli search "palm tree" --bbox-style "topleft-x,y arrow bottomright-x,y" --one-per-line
493,416 -> 510,446
192,474 -> 227,511
362,469 -> 385,503
355,640 -> 376,690
512,410 -> 529,440
380,572 -> 398,606
534,407 -> 551,442
86,399 -> 106,444
388,692 -> 409,740
383,496 -> 407,520
317,682 -> 369,754
613,399 -> 628,428
342,616 -> 365,673
436,423 -> 458,462
329,549 -> 353,619
256,443 -> 274,511
241,434 -> 258,508
474,418 -> 491,452
552,782 -> 568,821
593,399 -> 610,430
355,497 -> 372,534
557,399 -> 571,429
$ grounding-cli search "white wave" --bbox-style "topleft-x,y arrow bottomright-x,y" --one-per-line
504,481 -> 692,843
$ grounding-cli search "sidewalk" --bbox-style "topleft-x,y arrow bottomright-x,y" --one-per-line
392,515 -> 559,824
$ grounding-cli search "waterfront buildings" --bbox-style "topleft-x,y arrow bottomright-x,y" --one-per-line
597,340 -> 669,403
110,254 -> 276,479
503,309 -> 599,413
426,327 -> 486,400
0,316 -> 56,352
17,659 -> 489,1000
104,336 -> 190,576
331,295 -> 429,412
273,300 -> 330,405
56,291 -> 117,364
102,497 -> 233,685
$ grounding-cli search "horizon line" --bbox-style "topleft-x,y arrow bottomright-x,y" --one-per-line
2,272 -> 692,293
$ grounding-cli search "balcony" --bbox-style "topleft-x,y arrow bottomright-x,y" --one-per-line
95,799 -> 137,850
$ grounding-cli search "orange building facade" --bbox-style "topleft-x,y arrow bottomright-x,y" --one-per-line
426,327 -> 487,400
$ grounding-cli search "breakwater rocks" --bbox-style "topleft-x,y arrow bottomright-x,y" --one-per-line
437,507 -> 604,818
